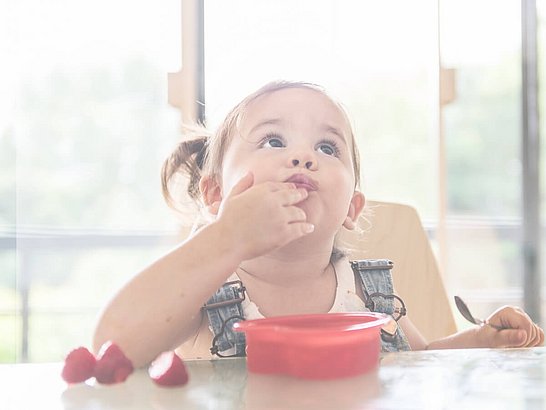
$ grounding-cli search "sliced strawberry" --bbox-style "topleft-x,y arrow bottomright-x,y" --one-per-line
61,346 -> 97,384
94,341 -> 134,384
148,351 -> 189,387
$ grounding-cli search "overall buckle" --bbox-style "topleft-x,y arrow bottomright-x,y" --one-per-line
202,280 -> 246,311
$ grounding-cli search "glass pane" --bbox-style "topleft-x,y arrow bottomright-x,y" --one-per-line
0,1 -> 16,361
15,0 -> 181,231
23,246 -> 172,362
9,0 -> 182,362
0,251 -> 17,363
205,0 -> 439,217
539,0 -> 546,324
440,0 -> 524,320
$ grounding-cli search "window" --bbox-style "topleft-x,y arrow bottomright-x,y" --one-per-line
3,0 -> 182,362
5,0 -> 544,363
202,0 -> 545,327
440,0 -> 544,322
205,0 -> 439,215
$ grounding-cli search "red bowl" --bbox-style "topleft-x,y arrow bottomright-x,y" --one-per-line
233,312 -> 388,379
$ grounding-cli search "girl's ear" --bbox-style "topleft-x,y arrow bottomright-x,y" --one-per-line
343,191 -> 366,230
199,175 -> 223,215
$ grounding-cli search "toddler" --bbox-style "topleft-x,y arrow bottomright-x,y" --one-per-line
93,80 -> 544,367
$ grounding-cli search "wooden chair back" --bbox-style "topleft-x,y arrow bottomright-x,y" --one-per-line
339,200 -> 457,341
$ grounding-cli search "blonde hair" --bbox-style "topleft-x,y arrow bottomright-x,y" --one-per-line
161,80 -> 361,211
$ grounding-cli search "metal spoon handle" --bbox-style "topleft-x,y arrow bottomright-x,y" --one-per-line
454,296 -> 503,330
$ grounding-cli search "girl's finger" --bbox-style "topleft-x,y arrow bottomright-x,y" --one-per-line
286,206 -> 307,223
493,328 -> 527,348
261,181 -> 298,193
276,187 -> 308,206
528,324 -> 544,347
537,326 -> 544,346
226,172 -> 254,198
527,323 -> 538,346
284,221 -> 315,241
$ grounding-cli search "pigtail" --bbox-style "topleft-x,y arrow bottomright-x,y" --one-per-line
161,130 -> 210,211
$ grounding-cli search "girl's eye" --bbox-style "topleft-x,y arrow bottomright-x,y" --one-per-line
261,135 -> 285,149
316,140 -> 340,157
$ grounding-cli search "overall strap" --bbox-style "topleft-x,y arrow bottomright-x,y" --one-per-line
351,259 -> 411,352
202,280 -> 247,357
351,259 -> 396,314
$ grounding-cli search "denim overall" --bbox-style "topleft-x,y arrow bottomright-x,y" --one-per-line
202,259 -> 411,357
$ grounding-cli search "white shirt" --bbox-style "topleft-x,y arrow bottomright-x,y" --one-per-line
227,257 -> 369,320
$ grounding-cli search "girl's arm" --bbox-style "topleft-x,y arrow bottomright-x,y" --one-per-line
400,305 -> 544,351
92,221 -> 243,368
93,174 -> 312,368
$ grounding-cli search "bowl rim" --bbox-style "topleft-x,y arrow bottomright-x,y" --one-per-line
233,312 -> 390,335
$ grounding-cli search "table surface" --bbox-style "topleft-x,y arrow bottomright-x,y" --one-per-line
3,347 -> 545,410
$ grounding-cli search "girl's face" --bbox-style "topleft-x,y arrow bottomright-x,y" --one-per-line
217,87 -> 364,235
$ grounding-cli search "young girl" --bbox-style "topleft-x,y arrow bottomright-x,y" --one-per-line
93,80 -> 544,368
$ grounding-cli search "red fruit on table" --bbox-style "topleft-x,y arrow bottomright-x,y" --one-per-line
149,351 -> 189,387
61,346 -> 97,384
94,341 -> 134,384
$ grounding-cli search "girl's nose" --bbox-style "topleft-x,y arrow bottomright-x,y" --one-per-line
290,156 -> 317,170
292,159 -> 311,169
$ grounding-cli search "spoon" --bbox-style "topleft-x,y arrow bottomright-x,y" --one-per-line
454,296 -> 503,330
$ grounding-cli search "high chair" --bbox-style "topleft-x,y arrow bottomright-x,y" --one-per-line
338,200 -> 457,341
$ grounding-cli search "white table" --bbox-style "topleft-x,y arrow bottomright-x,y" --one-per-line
3,347 -> 545,409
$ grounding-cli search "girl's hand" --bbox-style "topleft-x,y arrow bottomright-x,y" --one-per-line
213,172 -> 315,261
477,306 -> 544,348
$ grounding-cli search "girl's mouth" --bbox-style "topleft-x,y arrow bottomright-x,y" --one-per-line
285,173 -> 319,191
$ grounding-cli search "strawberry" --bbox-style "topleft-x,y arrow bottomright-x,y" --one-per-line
94,341 -> 134,384
61,346 -> 97,384
148,351 -> 189,387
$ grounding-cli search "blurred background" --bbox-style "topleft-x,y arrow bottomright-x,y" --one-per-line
1,0 -> 545,362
